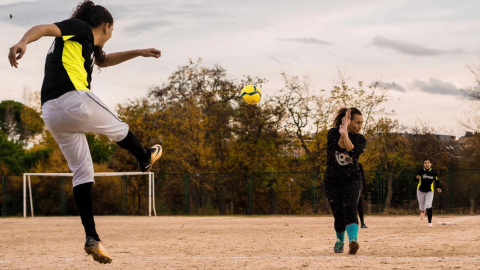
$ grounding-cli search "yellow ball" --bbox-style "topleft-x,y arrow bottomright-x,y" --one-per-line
240,85 -> 262,105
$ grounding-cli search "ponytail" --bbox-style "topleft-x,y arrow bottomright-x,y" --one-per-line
71,0 -> 113,65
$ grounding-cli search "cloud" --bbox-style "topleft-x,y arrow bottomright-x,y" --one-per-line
268,56 -> 284,64
125,20 -> 172,35
372,35 -> 466,56
279,37 -> 332,45
412,78 -> 466,97
371,81 -> 406,92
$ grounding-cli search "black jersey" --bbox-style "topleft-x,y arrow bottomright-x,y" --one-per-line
325,127 -> 367,180
414,168 -> 440,192
41,18 -> 94,105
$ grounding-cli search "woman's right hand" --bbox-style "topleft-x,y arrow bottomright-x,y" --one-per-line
8,41 -> 27,68
339,109 -> 351,136
344,108 -> 351,127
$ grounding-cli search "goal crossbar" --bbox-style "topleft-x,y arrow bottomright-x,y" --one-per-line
23,172 -> 156,218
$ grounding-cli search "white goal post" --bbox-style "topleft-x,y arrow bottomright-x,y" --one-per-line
23,172 -> 156,218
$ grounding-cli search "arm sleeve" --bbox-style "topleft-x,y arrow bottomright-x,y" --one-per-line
346,134 -> 366,161
327,128 -> 340,152
54,19 -> 89,38
434,171 -> 441,189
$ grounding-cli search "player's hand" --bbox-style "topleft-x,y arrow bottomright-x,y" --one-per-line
437,188 -> 441,193
416,175 -> 421,179
344,108 -> 351,127
339,118 -> 347,135
8,41 -> 27,68
138,48 -> 161,58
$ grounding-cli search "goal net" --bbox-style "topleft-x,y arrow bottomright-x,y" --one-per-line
22,172 -> 156,217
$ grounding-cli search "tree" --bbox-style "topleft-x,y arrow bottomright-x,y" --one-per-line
363,118 -> 414,211
0,100 -> 43,145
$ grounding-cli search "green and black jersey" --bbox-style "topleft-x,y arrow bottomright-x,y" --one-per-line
414,168 -> 440,192
41,18 -> 94,105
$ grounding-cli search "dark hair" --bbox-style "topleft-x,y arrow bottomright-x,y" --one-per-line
424,158 -> 432,163
71,1 -> 113,65
333,107 -> 362,128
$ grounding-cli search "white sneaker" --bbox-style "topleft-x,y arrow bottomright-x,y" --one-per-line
428,223 -> 433,228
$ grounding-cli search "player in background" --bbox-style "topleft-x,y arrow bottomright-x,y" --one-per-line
324,108 -> 366,255
414,159 -> 441,228
357,163 -> 367,228
8,0 -> 162,264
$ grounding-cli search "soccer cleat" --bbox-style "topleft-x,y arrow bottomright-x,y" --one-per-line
138,145 -> 162,172
361,224 -> 368,229
84,236 -> 112,264
428,223 -> 433,228
348,240 -> 359,255
334,241 -> 344,253
420,212 -> 424,220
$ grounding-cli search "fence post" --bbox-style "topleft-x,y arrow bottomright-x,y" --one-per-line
312,173 -> 319,214
121,176 -> 127,215
377,171 -> 383,213
183,174 -> 190,215
448,170 -> 453,214
60,176 -> 67,216
2,176 -> 6,217
367,192 -> 372,214
247,174 -> 253,215
470,199 -> 475,215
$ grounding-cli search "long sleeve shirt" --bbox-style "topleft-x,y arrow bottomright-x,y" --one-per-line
325,127 -> 367,181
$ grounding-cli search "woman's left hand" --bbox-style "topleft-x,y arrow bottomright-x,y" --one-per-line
138,48 -> 161,58
437,188 -> 442,193
339,117 -> 347,135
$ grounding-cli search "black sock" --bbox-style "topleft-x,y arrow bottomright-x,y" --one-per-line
426,208 -> 433,223
116,130 -> 150,163
73,182 -> 100,241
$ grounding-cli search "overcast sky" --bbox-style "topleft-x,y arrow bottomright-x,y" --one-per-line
1,0 -> 479,137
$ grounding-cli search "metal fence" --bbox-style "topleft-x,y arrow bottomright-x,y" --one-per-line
1,170 -> 479,216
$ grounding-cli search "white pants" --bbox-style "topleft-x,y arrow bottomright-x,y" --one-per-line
41,90 -> 129,187
417,190 -> 434,211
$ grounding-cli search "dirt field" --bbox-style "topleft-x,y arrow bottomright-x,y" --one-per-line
1,215 -> 479,269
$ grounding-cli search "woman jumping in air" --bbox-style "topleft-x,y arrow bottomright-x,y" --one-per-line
414,159 -> 441,228
8,0 -> 162,264
325,108 -> 366,255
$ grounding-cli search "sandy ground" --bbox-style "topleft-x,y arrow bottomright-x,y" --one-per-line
0,215 -> 479,270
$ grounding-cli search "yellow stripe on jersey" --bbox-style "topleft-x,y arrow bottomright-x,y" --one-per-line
62,39 -> 89,91
417,177 -> 421,190
430,181 -> 434,191
62,35 -> 74,41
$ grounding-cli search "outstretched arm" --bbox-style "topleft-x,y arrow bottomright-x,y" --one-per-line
97,48 -> 161,67
8,24 -> 61,68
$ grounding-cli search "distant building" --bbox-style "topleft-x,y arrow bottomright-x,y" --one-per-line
458,132 -> 475,149
435,134 -> 456,142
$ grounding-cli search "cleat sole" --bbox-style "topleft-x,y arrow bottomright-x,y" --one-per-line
85,246 -> 112,264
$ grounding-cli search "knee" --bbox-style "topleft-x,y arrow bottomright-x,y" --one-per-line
112,123 -> 129,142
334,223 -> 345,233
71,163 -> 95,187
